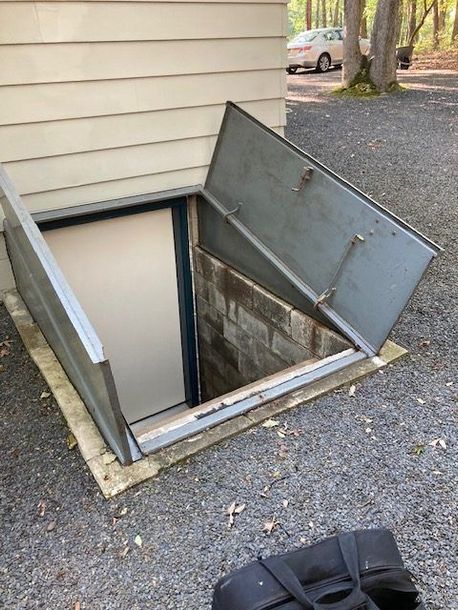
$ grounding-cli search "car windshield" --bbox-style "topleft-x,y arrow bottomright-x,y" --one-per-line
290,31 -> 319,44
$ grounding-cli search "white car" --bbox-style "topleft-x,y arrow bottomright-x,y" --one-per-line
287,27 -> 370,74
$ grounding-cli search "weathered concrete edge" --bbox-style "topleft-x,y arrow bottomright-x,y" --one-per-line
2,288 -> 408,499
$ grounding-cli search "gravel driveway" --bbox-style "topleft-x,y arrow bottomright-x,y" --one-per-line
1,70 -> 457,610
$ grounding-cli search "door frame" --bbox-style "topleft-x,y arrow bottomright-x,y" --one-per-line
38,196 -> 200,419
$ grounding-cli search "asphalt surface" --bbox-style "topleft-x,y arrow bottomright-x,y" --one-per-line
1,70 -> 457,610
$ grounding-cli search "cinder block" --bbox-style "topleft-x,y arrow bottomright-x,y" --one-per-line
245,338 -> 289,379
194,247 -> 226,290
194,272 -> 209,301
271,330 -> 313,366
196,296 -> 223,334
208,283 -> 227,315
228,300 -> 237,323
225,268 -> 253,309
237,305 -> 269,346
253,284 -> 292,335
315,326 -> 351,357
291,309 -> 315,350
223,318 -> 255,355
198,318 -> 239,370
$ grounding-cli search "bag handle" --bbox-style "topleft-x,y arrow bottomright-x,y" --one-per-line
260,557 -> 315,608
261,532 -> 381,610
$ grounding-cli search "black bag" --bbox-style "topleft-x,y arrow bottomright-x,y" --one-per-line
212,529 -> 424,610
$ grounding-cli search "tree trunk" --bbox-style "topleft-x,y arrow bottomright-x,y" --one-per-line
453,0 -> 458,42
306,0 -> 312,29
322,0 -> 328,26
315,0 -> 320,27
396,0 -> 404,45
342,0 -> 363,87
369,0 -> 401,91
408,0 -> 435,46
408,0 -> 417,43
333,0 -> 341,25
433,0 -> 439,49
360,0 -> 368,37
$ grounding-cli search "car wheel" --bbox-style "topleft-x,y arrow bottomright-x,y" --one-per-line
316,53 -> 331,73
286,67 -> 298,74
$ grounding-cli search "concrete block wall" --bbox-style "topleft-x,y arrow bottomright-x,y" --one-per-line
193,246 -> 351,402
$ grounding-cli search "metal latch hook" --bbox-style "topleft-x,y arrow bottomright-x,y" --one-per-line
315,234 -> 365,307
223,202 -> 243,223
292,166 -> 314,192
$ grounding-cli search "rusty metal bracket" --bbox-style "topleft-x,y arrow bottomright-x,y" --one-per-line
223,202 -> 243,222
315,234 -> 365,307
292,166 -> 313,192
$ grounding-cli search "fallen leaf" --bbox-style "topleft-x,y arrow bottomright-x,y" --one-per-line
309,521 -> 314,529
300,536 -> 307,544
365,427 -> 372,434
348,385 -> 356,397
430,438 -> 446,450
416,398 -> 426,405
413,444 -> 425,456
263,516 -> 279,535
47,520 -> 57,532
0,339 -> 12,358
227,501 -> 245,527
282,499 -> 289,509
119,546 -> 130,559
445,381 -> 453,387
40,391 -> 51,400
37,499 -> 46,517
66,432 -> 77,450
74,602 -> 81,610
134,535 -> 143,547
119,507 -> 128,517
262,419 -> 280,429
277,430 -> 286,438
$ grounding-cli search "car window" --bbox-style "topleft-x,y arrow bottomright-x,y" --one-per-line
335,30 -> 344,40
324,31 -> 336,41
291,30 -> 319,44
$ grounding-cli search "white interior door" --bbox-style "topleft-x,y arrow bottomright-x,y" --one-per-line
44,208 -> 186,424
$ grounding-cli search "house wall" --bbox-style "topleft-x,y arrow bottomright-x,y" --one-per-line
0,0 -> 288,217
193,247 -> 351,401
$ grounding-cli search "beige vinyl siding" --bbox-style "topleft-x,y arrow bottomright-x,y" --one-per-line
0,2 -> 286,43
0,39 -> 287,85
0,99 -> 285,162
0,70 -> 286,125
0,0 -> 287,214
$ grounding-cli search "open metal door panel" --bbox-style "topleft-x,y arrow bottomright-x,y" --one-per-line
0,165 -> 135,465
201,103 -> 441,355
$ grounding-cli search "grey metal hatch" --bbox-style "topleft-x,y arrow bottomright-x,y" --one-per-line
201,103 -> 440,355
0,166 -> 138,465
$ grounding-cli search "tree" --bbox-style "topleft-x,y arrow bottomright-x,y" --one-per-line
322,0 -> 328,26
361,0 -> 369,36
408,0 -> 436,45
306,0 -> 312,30
408,0 -> 417,42
333,0 -> 341,25
432,0 -> 440,47
453,0 -> 458,42
369,0 -> 401,91
342,0 -> 364,87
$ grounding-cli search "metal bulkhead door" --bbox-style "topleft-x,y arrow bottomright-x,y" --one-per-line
0,165 -> 138,465
200,103 -> 440,356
